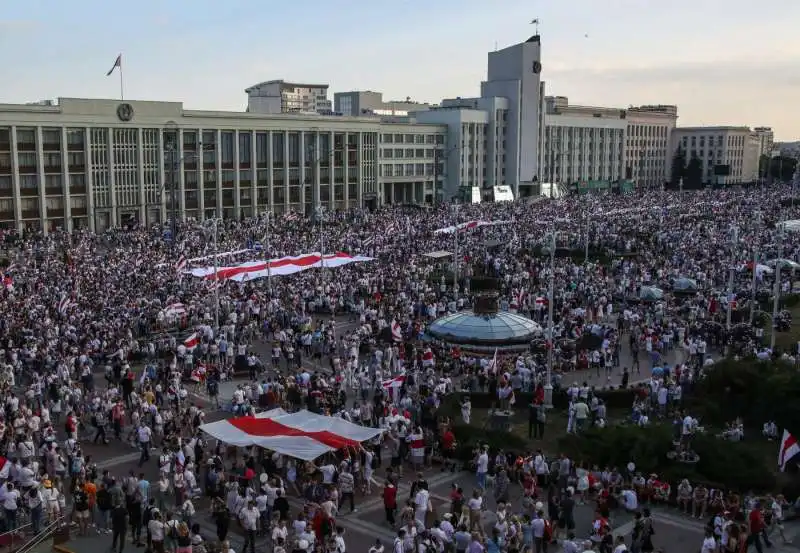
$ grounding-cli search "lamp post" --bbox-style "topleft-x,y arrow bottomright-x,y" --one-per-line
452,203 -> 460,301
204,216 -> 222,330
261,210 -> 272,295
725,226 -> 738,353
584,210 -> 590,263
433,144 -> 462,204
771,216 -> 785,351
544,229 -> 556,408
749,211 -> 761,325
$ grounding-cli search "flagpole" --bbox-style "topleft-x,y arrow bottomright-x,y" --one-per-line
119,54 -> 125,101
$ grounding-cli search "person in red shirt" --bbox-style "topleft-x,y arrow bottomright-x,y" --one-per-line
748,504 -> 772,551
441,427 -> 456,472
383,481 -> 397,527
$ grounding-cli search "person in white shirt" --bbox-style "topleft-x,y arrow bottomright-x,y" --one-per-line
238,500 -> 259,553
476,448 -> 489,489
613,535 -> 629,552
3,482 -> 20,530
700,528 -> 718,553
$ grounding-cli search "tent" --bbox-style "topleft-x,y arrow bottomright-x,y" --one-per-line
199,409 -> 383,461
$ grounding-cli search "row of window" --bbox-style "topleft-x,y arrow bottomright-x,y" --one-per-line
380,133 -> 444,145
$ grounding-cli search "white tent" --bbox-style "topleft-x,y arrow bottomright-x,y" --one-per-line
200,409 -> 383,461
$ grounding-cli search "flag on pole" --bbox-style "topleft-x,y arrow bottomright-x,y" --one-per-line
362,235 -> 375,247
106,54 -> 122,76
391,320 -> 403,342
175,255 -> 187,273
779,430 -> 800,471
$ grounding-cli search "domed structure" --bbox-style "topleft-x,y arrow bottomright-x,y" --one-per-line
427,274 -> 542,353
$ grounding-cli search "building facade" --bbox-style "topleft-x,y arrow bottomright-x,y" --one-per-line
334,91 -> 432,117
378,123 -> 449,204
753,127 -> 775,158
672,126 -> 761,184
541,96 -> 628,187
245,80 -> 332,115
624,105 -> 678,190
0,97 -> 450,233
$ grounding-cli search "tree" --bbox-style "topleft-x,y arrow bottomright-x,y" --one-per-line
769,156 -> 798,181
685,156 -> 703,188
670,148 -> 686,187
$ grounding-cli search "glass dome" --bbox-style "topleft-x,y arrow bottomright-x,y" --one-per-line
427,310 -> 543,352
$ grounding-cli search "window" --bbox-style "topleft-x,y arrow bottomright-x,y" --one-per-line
239,132 -> 251,165
220,132 -> 234,166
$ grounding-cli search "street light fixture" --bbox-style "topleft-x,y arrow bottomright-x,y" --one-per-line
202,215 -> 223,331
544,228 -> 556,408
260,210 -> 273,296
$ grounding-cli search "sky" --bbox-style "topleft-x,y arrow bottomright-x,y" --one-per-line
1,0 -> 799,140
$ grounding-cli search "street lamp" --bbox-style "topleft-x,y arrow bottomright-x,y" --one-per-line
451,203 -> 460,300
433,144 -> 462,204
203,216 -> 223,331
725,226 -> 738,351
261,210 -> 273,296
749,211 -> 762,325
544,229 -> 556,408
306,144 -> 345,215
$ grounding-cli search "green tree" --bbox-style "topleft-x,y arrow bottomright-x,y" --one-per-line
685,156 -> 703,188
770,156 -> 798,181
670,147 -> 686,187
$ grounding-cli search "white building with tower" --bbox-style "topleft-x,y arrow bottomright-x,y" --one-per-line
411,34 -> 545,200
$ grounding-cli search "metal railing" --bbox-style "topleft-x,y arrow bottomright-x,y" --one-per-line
0,523 -> 33,552
17,516 -> 67,553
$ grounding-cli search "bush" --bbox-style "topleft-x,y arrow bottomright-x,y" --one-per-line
692,359 -> 800,435
449,422 -> 529,463
556,424 -> 777,493
443,386 -> 639,414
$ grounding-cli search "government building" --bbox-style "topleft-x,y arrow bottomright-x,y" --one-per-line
0,98 -> 450,232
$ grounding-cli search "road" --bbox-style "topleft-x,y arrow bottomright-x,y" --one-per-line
61,313 -> 709,553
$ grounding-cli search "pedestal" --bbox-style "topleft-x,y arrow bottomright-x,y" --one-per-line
543,384 -> 553,408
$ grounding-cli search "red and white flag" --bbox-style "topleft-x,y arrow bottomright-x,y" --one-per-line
535,296 -> 547,308
175,255 -> 187,272
391,321 -> 403,342
382,375 -> 405,389
422,348 -> 435,368
779,430 -> 800,472
57,295 -> 74,315
183,332 -> 199,350
106,54 -> 122,76
433,220 -> 512,235
163,302 -> 186,317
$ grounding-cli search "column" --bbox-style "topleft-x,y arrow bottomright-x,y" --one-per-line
215,129 -> 223,217
312,131 -> 321,210
355,132 -> 364,209
158,129 -> 167,221
85,127 -> 95,232
137,128 -> 146,223
298,131 -> 305,207
250,130 -> 258,210
10,127 -> 22,232
60,128 -> 72,232
108,127 -> 118,228
233,131 -> 241,219
266,131 -> 274,207
283,130 -> 289,208
34,127 -> 47,233
328,130 -> 334,210
197,129 -> 205,219
177,130 -> 186,219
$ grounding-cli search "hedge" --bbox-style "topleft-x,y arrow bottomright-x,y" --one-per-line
557,424 -> 777,493
442,386 -> 639,415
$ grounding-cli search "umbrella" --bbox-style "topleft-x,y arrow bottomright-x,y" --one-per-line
765,258 -> 800,270
673,277 -> 699,292
639,286 -> 664,302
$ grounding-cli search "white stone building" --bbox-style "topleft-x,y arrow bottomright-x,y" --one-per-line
245,80 -> 332,115
672,126 -> 761,184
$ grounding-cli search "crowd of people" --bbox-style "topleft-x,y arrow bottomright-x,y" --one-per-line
1,184 -> 799,553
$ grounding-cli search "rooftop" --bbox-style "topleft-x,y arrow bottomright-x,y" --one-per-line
245,80 -> 330,94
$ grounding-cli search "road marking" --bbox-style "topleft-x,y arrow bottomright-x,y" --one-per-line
96,452 -> 141,469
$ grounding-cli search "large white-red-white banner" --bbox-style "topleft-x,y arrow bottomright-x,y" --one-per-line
188,252 -> 374,283
433,220 -> 512,235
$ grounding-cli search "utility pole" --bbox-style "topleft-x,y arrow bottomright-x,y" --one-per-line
165,121 -> 179,247
584,210 -> 590,263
